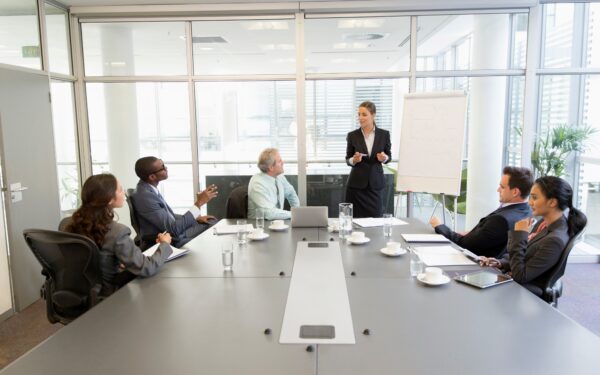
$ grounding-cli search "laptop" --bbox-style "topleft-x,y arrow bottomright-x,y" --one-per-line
291,206 -> 329,228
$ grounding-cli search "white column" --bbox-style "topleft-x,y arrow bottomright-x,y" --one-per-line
465,15 -> 509,229
101,25 -> 140,226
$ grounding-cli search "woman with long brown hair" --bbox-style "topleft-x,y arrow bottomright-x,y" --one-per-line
65,173 -> 172,294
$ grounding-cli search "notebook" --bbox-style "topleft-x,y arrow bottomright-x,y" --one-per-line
143,243 -> 189,261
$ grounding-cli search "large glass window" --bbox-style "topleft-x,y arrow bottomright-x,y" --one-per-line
305,79 -> 408,161
417,13 -> 528,71
44,3 -> 70,74
192,20 -> 295,75
50,81 -> 79,215
81,22 -> 187,76
86,82 -> 192,211
0,0 -> 41,70
196,81 -> 296,162
305,17 -> 411,73
542,3 -> 576,68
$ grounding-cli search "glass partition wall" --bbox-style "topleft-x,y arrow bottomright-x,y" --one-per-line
80,12 -> 530,227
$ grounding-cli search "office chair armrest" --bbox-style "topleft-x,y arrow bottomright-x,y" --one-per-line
89,283 -> 102,307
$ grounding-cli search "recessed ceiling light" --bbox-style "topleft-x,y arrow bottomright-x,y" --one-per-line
333,42 -> 369,49
338,19 -> 385,29
344,33 -> 387,41
244,21 -> 289,31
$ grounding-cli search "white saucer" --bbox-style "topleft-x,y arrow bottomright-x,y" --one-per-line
248,233 -> 269,241
347,237 -> 370,245
417,273 -> 451,286
380,247 -> 407,257
269,224 -> 289,231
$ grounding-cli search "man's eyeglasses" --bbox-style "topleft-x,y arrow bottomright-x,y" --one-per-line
151,164 -> 167,174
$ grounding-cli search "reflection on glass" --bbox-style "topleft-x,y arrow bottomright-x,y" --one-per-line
193,20 -> 295,75
0,0 -> 41,70
543,3 -> 575,68
82,22 -> 187,76
417,13 -> 527,71
195,81 -> 296,163
305,79 -> 408,161
45,3 -> 70,74
87,82 -> 191,170
305,17 -> 410,73
50,81 -> 79,214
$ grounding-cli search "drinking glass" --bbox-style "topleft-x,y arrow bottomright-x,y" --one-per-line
383,213 -> 393,237
339,203 -> 353,239
256,208 -> 265,230
222,243 -> 234,271
410,250 -> 424,277
237,219 -> 248,245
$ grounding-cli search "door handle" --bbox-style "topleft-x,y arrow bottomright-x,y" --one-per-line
11,186 -> 28,192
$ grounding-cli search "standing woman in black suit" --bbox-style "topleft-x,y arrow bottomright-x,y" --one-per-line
345,101 -> 392,218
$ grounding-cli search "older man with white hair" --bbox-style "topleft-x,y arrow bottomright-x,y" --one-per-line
248,148 -> 300,220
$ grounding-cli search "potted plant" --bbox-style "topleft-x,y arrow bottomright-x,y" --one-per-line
530,124 -> 596,177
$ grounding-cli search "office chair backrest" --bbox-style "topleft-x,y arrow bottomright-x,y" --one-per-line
225,185 -> 248,219
23,229 -> 103,324
126,188 -> 141,246
541,223 -> 586,305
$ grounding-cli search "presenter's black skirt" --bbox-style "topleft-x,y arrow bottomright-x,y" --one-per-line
345,186 -> 384,218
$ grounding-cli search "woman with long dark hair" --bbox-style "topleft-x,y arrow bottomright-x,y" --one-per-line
344,101 -> 392,218
65,173 -> 172,295
480,176 -> 587,296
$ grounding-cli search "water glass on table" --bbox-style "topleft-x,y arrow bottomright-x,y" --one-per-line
237,219 -> 248,245
409,249 -> 424,277
339,202 -> 353,239
383,213 -> 393,237
256,208 -> 265,230
222,242 -> 234,271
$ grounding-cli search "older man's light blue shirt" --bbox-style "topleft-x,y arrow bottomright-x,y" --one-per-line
248,173 -> 300,220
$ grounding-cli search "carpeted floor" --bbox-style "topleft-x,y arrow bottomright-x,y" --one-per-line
0,299 -> 61,369
557,263 -> 600,336
0,264 -> 599,370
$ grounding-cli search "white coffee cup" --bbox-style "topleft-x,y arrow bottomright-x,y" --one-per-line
424,267 -> 443,281
350,231 -> 365,241
272,220 -> 284,228
386,241 -> 401,253
252,228 -> 264,237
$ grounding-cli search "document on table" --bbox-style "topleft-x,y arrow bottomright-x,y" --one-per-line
213,224 -> 254,235
143,243 -> 190,262
352,217 -> 408,227
414,245 -> 476,266
401,234 -> 450,243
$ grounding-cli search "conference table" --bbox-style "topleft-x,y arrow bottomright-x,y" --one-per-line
2,218 -> 600,375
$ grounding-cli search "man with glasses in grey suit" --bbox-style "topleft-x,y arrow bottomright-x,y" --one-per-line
131,156 -> 218,248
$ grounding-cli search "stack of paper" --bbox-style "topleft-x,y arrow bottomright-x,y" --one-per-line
352,217 -> 408,227
143,243 -> 190,262
213,224 -> 254,235
414,245 -> 475,266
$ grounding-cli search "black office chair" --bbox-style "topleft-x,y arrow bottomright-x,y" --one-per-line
541,224 -> 586,307
126,188 -> 155,250
23,229 -> 103,325
225,185 -> 248,219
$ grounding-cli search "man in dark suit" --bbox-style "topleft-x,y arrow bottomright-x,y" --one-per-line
429,166 -> 533,258
131,156 -> 218,248
345,101 -> 392,218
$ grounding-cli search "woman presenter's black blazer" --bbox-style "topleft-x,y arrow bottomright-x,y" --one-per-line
345,127 -> 392,190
